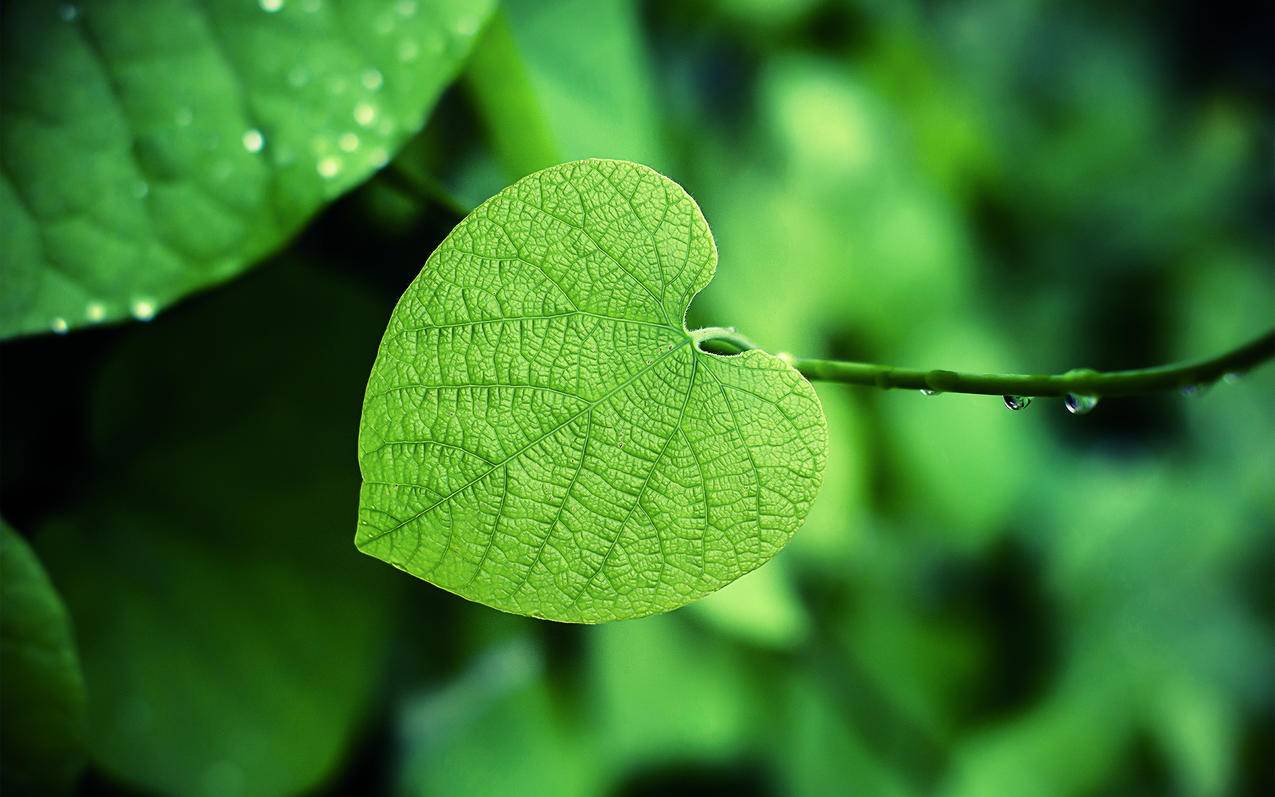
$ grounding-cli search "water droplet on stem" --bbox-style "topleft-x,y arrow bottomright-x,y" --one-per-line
1003,395 -> 1031,411
1064,393 -> 1098,415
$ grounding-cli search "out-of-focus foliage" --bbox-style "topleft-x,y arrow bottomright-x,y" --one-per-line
0,0 -> 493,338
33,262 -> 407,796
1,0 -> 1271,795
0,520 -> 87,795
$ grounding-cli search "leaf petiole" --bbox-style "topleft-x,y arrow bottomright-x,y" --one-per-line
694,327 -> 1275,398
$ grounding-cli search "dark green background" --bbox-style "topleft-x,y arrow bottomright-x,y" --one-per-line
3,0 -> 1273,795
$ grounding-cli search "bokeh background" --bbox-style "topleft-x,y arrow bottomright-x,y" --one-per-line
3,0 -> 1273,795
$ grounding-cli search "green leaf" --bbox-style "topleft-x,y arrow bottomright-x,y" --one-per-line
0,520 -> 87,795
35,258 -> 406,797
356,159 -> 827,622
0,0 -> 494,338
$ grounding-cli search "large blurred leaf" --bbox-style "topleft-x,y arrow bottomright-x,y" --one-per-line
588,614 -> 757,769
399,638 -> 600,797
454,0 -> 666,201
36,259 -> 406,796
0,0 -> 494,338
0,520 -> 87,795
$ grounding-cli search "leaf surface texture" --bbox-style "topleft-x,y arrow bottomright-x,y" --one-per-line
357,159 -> 827,622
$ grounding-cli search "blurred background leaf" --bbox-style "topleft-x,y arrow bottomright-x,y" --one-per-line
0,0 -> 494,338
0,520 -> 87,795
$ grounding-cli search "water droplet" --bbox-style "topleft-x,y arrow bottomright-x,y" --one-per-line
131,299 -> 156,321
317,156 -> 342,178
455,15 -> 479,36
301,0 -> 320,12
287,67 -> 310,88
59,4 -> 79,22
86,302 -> 105,322
175,108 -> 193,127
241,128 -> 265,153
338,132 -> 359,152
396,0 -> 417,16
1180,383 -> 1211,397
361,69 -> 383,91
374,15 -> 394,35
1003,395 -> 1031,411
259,0 -> 284,13
1064,393 -> 1098,415
132,180 -> 150,199
369,147 -> 389,168
920,389 -> 941,396
353,102 -> 377,127
329,76 -> 349,95
398,41 -> 419,62
1222,371 -> 1243,384
51,317 -> 69,334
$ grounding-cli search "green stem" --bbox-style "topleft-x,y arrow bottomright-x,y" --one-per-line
694,327 -> 1275,397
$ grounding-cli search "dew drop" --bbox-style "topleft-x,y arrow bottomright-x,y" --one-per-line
86,302 -> 105,322
338,132 -> 359,152
1222,371 -> 1243,384
301,0 -> 320,11
369,147 -> 389,168
175,108 -> 193,127
259,0 -> 284,13
398,41 -> 419,62
59,4 -> 79,22
353,101 -> 377,127
1003,395 -> 1031,411
51,317 -> 69,334
396,0 -> 417,16
1064,393 -> 1098,415
287,66 -> 310,88
920,389 -> 941,396
131,299 -> 156,321
1180,383 -> 1211,398
362,68 -> 383,91
455,15 -> 479,37
776,352 -> 795,365
241,128 -> 265,153
132,180 -> 150,199
317,156 -> 342,178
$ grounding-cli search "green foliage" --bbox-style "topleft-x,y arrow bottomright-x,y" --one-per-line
0,0 -> 494,338
35,260 -> 405,797
357,159 -> 827,621
2,0 -> 1272,794
0,521 -> 87,795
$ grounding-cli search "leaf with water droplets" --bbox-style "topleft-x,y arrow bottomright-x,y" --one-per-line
356,160 -> 828,622
1,520 -> 87,795
0,0 -> 495,338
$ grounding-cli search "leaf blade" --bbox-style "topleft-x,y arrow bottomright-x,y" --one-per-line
357,159 -> 827,622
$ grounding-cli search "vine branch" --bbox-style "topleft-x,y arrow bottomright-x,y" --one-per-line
694,327 -> 1275,398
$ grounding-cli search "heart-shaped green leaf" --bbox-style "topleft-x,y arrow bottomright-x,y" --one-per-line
356,159 -> 827,622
